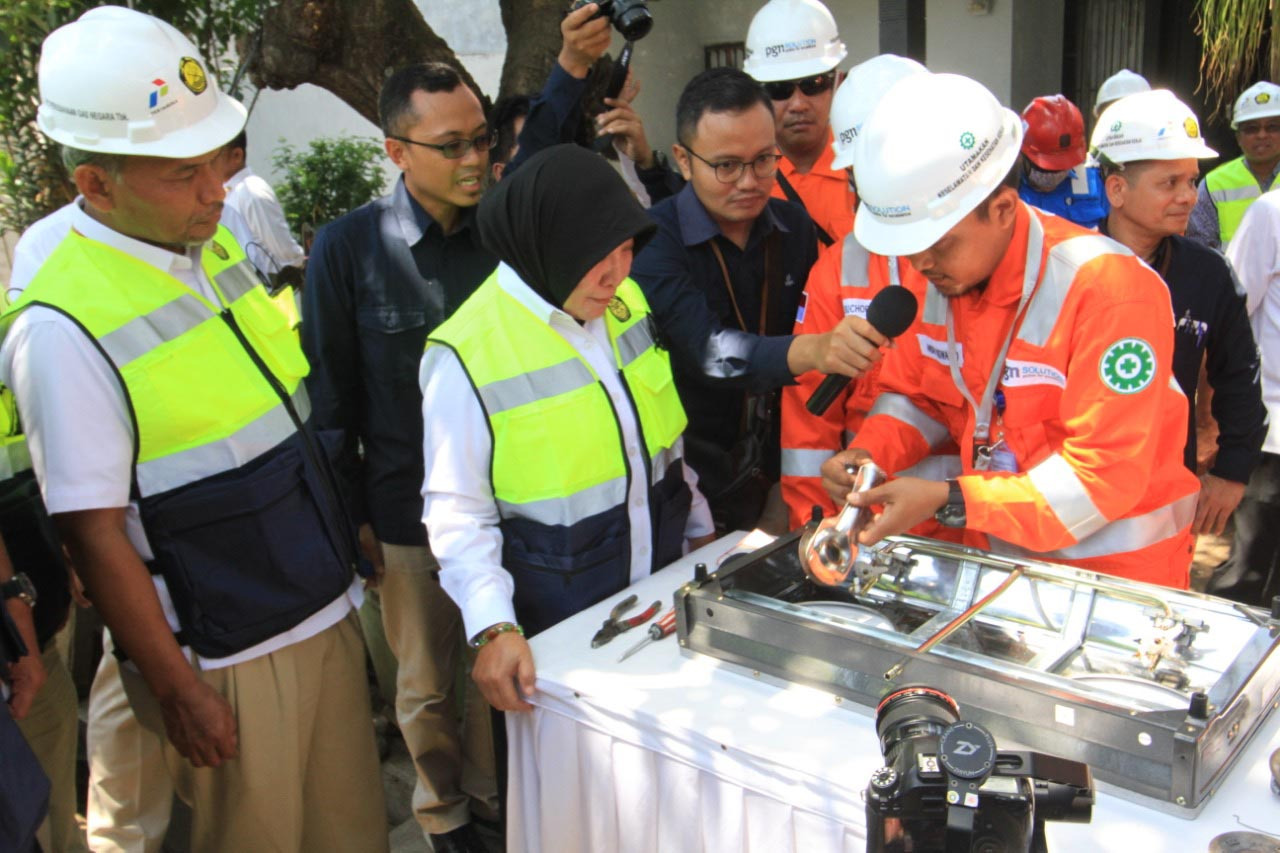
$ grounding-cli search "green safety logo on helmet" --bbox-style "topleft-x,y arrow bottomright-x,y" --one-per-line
1099,338 -> 1156,394
1110,120 -> 1122,132
960,132 -> 976,150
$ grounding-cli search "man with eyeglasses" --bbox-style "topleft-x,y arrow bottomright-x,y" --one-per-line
744,0 -> 854,246
1188,81 -> 1280,250
631,67 -> 886,533
300,7 -> 613,851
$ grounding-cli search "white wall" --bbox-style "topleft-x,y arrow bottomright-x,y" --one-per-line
925,0 -> 1014,105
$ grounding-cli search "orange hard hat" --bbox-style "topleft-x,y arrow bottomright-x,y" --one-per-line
1020,95 -> 1086,171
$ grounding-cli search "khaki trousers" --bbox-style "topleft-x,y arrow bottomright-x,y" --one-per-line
18,644 -> 87,853
110,614 -> 387,852
379,542 -> 498,835
86,633 -> 174,853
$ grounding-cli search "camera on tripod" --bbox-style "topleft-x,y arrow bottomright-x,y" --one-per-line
866,686 -> 1094,853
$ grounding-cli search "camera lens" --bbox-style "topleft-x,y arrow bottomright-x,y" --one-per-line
875,686 -> 961,769
613,2 -> 654,40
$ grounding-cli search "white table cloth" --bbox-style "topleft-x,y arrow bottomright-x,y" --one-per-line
507,533 -> 1280,853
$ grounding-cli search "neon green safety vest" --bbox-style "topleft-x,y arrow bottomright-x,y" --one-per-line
0,386 -> 31,482
428,274 -> 690,631
1205,156 -> 1279,245
2,225 -> 309,498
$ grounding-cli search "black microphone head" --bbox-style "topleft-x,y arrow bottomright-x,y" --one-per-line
866,286 -> 919,339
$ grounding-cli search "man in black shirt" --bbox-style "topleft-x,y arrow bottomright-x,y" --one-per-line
1093,90 -> 1266,537
301,10 -> 613,851
631,68 -> 885,531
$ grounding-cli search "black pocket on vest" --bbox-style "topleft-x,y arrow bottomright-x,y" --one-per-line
502,506 -> 630,636
650,464 -> 692,570
140,430 -> 353,658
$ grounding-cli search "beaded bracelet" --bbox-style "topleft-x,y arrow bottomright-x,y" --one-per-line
471,621 -> 525,648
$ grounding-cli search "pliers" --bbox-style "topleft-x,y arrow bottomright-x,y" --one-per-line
590,594 -> 662,648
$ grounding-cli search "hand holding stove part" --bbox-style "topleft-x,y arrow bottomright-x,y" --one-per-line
591,595 -> 662,648
800,462 -> 914,591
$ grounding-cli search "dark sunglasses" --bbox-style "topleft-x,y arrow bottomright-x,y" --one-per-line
763,72 -> 836,101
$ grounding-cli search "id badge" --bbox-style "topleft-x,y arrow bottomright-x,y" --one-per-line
987,439 -> 1019,473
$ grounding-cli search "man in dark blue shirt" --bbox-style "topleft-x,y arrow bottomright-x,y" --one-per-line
300,9 -> 612,852
632,68 -> 883,532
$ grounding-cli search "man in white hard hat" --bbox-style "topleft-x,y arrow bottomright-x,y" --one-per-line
1092,90 -> 1265,542
0,8 -> 386,851
820,72 -> 1200,588
744,0 -> 854,246
780,54 -> 938,527
1188,81 -> 1280,249
1212,185 -> 1280,605
1094,68 -> 1151,118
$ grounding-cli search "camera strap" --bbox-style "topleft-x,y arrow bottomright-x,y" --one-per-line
775,171 -> 834,247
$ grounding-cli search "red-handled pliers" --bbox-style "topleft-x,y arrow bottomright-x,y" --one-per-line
590,594 -> 662,648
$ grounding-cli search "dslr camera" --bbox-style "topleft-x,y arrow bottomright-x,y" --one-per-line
569,0 -> 653,41
866,686 -> 1094,853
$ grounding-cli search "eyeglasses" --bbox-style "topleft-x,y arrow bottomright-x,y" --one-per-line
680,144 -> 780,184
1237,121 -> 1280,137
389,131 -> 494,159
763,72 -> 836,101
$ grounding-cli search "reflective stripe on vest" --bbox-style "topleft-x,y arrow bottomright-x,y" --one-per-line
841,233 -> 870,288
1206,157 -> 1277,244
989,491 -> 1196,561
781,447 -> 831,478
0,436 -> 32,481
922,281 -> 947,325
1026,452 -> 1106,541
1016,235 -> 1131,348
867,392 -> 951,449
898,453 -> 962,481
4,227 -> 306,497
428,275 -> 686,530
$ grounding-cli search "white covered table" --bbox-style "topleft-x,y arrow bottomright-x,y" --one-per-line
507,534 -> 1280,853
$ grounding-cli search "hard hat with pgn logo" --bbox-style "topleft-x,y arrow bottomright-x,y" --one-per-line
1095,69 -> 1150,117
1091,89 -> 1217,165
1232,82 -> 1280,129
830,54 -> 927,171
1020,95 -> 1086,172
37,5 -> 246,159
743,0 -> 847,83
852,73 -> 1023,257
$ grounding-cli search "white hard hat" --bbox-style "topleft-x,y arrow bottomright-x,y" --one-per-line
1232,81 -> 1280,128
1094,69 -> 1151,117
830,54 -> 927,170
1091,90 -> 1217,164
744,0 -> 847,83
852,73 -> 1022,257
37,6 -> 246,158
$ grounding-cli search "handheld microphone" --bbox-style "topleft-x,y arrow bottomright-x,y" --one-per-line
805,286 -> 919,416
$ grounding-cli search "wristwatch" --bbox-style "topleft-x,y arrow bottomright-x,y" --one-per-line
934,479 -> 967,528
1,572 -> 36,608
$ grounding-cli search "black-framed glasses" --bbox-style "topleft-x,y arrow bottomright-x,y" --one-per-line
680,144 -> 780,184
389,131 -> 494,159
763,71 -> 836,102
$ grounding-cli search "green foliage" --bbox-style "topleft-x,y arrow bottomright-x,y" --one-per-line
1194,0 -> 1273,122
272,136 -> 388,244
0,1 -> 265,235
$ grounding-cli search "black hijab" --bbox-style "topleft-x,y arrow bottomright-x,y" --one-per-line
476,144 -> 656,307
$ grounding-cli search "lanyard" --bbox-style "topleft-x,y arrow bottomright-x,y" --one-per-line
944,212 -> 1046,447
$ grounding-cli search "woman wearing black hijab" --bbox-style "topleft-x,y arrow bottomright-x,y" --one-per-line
420,145 -> 715,713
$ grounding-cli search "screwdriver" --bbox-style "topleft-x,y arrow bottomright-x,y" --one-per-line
618,608 -> 677,662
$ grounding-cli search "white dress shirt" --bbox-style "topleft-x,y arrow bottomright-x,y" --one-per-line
1227,188 -> 1280,454
225,166 -> 306,274
7,197 -> 256,299
420,263 -> 714,639
0,204 -> 359,669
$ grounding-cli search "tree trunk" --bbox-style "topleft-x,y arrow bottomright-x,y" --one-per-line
249,0 -> 487,125
497,0 -> 569,99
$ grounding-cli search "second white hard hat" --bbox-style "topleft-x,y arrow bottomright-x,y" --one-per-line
1094,69 -> 1151,117
1091,89 -> 1217,164
37,5 -> 246,159
1232,82 -> 1280,128
852,73 -> 1023,257
744,0 -> 847,83
830,54 -> 927,170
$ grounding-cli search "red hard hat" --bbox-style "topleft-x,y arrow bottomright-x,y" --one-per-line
1020,95 -> 1086,171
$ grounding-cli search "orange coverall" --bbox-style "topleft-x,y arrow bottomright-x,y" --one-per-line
853,203 -> 1199,588
771,138 -> 856,245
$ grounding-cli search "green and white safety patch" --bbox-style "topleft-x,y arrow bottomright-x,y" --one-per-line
1099,337 -> 1156,394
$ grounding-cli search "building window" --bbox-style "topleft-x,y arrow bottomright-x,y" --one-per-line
705,42 -> 746,70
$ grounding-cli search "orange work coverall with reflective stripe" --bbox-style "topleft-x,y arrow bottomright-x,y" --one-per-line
854,204 -> 1199,588
772,137 -> 856,245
